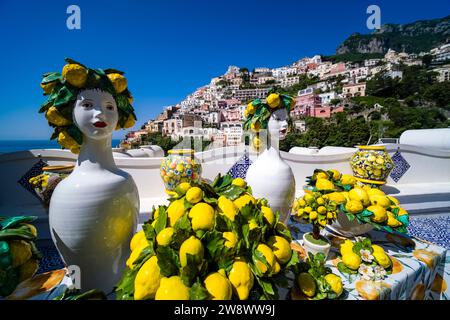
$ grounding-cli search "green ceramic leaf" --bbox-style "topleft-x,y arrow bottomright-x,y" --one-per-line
189,281 -> 209,300
67,125 -> 83,145
103,68 -> 125,75
54,86 -> 75,107
64,58 -> 88,69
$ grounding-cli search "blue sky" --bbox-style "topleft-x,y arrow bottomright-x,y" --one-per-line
0,0 -> 448,140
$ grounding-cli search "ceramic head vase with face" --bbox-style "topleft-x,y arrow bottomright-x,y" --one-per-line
244,92 -> 294,151
244,93 -> 296,223
39,58 -> 137,154
40,59 -> 140,293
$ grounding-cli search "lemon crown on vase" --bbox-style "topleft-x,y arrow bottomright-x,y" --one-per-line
243,91 -> 294,132
38,58 -> 137,154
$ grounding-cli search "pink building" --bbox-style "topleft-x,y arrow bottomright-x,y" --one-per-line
291,88 -> 321,117
220,108 -> 241,122
309,105 -> 345,118
291,88 -> 345,118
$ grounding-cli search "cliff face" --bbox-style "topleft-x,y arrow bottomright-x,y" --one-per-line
336,15 -> 450,55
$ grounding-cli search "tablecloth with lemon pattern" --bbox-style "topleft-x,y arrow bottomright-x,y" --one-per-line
290,218 -> 449,300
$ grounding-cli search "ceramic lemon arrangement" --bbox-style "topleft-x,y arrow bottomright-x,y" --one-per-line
293,252 -> 344,300
293,192 -> 339,259
337,237 -> 392,281
116,174 -> 299,300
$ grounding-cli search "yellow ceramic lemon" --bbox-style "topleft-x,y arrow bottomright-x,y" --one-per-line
167,198 -> 185,226
233,194 -> 256,210
297,272 -> 316,297
367,205 -> 388,223
324,273 -> 343,297
130,230 -> 146,251
340,174 -> 356,186
254,243 -> 276,274
223,231 -> 238,249
9,240 -> 32,268
156,227 -> 175,246
218,196 -> 238,221
340,239 -> 354,256
342,252 -> 362,270
266,93 -> 280,108
268,236 -> 292,264
316,178 -> 335,190
345,200 -> 364,214
175,182 -> 191,195
57,131 -> 80,154
62,63 -> 88,88
134,256 -> 162,300
387,212 -> 402,227
246,102 -> 255,115
387,196 -> 400,206
369,195 -> 391,208
232,177 -> 247,188
261,206 -> 275,226
228,260 -> 254,300
107,73 -> 127,93
327,192 -> 346,205
250,122 -> 261,132
155,276 -> 190,300
179,236 -> 204,267
349,187 -> 370,206
366,188 -> 385,197
204,271 -> 232,300
372,245 -> 391,268
186,186 -> 203,204
329,169 -> 341,180
46,106 -> 72,126
40,81 -> 56,94
252,136 -> 263,150
123,114 -> 136,129
189,202 -> 215,231
126,240 -> 149,269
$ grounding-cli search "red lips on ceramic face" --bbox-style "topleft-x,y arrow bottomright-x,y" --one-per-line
93,121 -> 107,128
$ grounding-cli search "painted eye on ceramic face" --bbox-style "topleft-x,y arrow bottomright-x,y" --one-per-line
82,101 -> 93,109
106,104 -> 115,111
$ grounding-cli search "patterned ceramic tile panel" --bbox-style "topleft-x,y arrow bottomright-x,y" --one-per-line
390,151 -> 410,182
408,215 -> 450,249
17,159 -> 48,200
227,153 -> 252,179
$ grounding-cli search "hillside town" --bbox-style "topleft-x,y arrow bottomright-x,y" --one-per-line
121,43 -> 450,149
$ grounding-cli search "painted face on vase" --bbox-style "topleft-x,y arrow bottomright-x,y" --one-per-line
268,108 -> 289,141
73,89 -> 118,140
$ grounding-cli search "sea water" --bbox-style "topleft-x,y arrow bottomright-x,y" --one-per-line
0,140 -> 122,154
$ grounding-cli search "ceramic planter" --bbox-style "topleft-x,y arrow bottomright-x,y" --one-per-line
302,233 -> 331,258
160,149 -> 202,193
349,146 -> 394,186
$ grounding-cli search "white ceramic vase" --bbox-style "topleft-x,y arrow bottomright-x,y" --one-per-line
245,108 -> 295,224
49,90 -> 139,294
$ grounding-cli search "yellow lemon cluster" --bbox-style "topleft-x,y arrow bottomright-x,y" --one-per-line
122,174 -> 296,301
294,192 -> 338,228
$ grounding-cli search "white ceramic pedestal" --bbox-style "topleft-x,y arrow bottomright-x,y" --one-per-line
246,147 -> 295,224
49,137 -> 139,294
